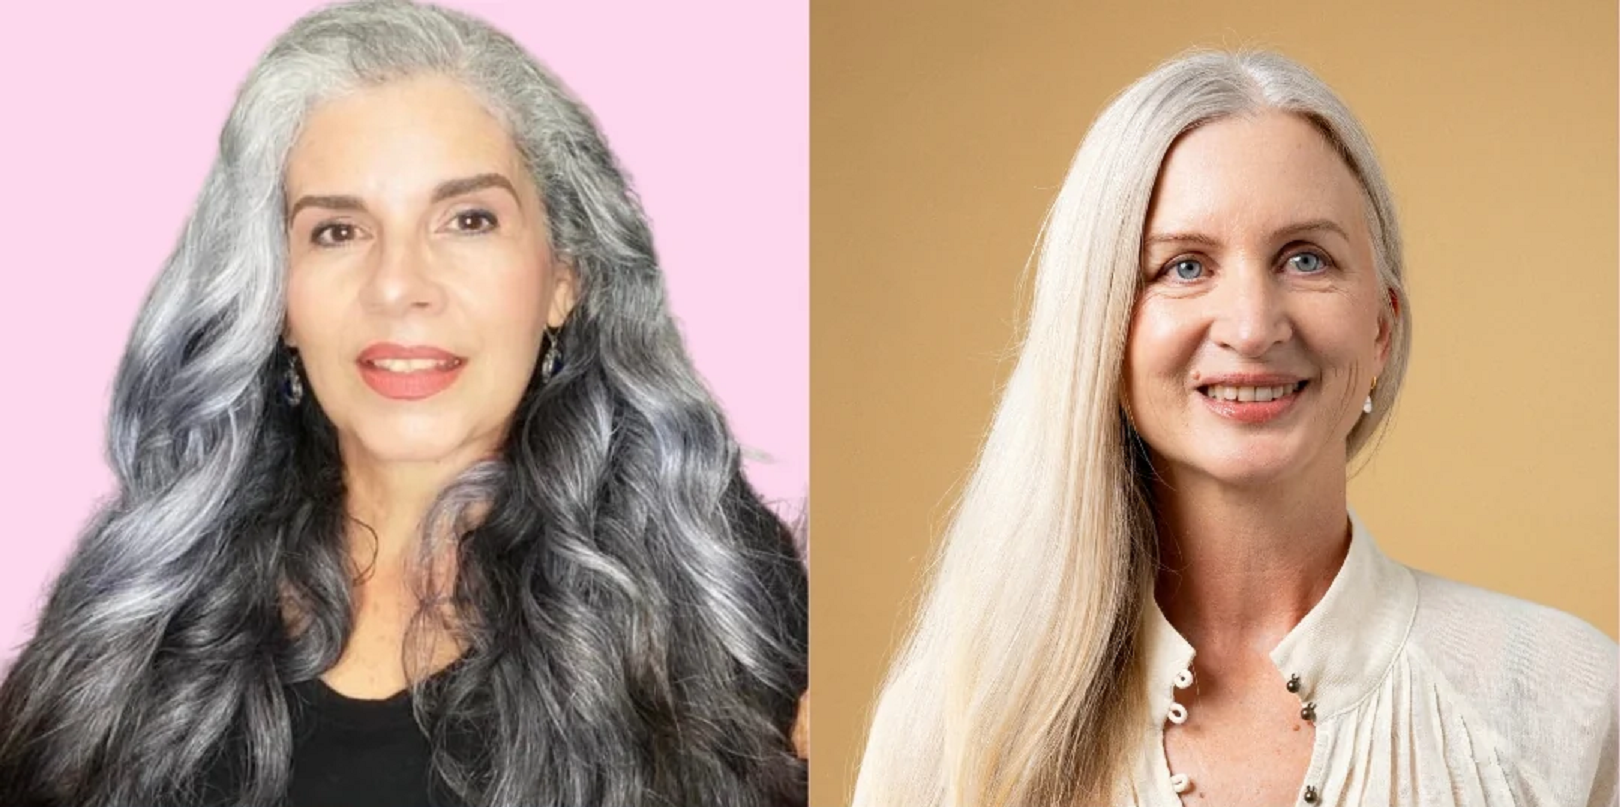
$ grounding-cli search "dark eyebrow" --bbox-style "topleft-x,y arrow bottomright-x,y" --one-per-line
286,172 -> 521,223
1143,218 -> 1351,249
286,193 -> 365,223
430,172 -> 520,205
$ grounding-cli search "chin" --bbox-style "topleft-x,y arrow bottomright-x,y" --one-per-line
350,418 -> 476,465
1179,440 -> 1305,488
1202,463 -> 1294,489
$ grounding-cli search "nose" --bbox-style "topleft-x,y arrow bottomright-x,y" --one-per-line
360,234 -> 445,316
1207,262 -> 1291,357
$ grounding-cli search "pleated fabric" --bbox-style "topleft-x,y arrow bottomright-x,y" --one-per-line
1125,513 -> 1617,806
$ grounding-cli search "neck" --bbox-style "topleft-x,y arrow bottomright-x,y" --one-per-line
338,441 -> 486,577
1150,456 -> 1352,666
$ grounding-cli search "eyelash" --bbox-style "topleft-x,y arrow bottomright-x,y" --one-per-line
308,209 -> 501,248
1156,247 -> 1335,281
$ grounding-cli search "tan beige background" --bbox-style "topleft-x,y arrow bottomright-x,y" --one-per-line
809,1 -> 1618,803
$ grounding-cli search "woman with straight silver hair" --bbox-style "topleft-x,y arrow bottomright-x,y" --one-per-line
0,2 -> 807,806
853,50 -> 1615,806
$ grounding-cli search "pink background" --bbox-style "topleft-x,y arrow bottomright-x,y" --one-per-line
0,2 -> 806,656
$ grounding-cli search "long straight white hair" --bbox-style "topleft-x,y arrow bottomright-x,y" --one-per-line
852,49 -> 1411,807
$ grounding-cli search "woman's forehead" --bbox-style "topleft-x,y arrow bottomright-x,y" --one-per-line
283,74 -> 529,203
1145,112 -> 1368,244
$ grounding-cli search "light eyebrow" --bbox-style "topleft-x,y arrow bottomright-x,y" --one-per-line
285,172 -> 521,223
1144,231 -> 1221,248
1143,218 -> 1352,250
1272,218 -> 1350,243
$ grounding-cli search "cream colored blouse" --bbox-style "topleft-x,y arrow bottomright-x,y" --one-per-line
1128,513 -> 1618,806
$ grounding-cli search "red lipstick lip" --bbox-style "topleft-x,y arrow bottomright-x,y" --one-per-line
358,361 -> 465,401
355,342 -> 467,401
357,342 -> 464,363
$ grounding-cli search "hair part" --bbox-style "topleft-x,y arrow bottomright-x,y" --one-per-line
0,2 -> 807,805
852,48 -> 1408,806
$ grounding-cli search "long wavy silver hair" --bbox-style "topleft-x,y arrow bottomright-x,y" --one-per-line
0,2 -> 807,805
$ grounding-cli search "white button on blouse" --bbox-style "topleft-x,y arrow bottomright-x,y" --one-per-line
1168,772 -> 1190,794
1126,512 -> 1618,806
1165,702 -> 1187,725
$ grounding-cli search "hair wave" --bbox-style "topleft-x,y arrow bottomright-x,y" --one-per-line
0,2 -> 807,805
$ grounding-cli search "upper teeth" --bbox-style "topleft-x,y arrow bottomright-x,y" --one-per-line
367,358 -> 459,372
1203,382 -> 1301,402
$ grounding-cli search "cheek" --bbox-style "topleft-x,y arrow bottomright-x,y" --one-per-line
1125,297 -> 1199,391
1297,294 -> 1381,367
467,258 -> 553,364
283,271 -> 344,348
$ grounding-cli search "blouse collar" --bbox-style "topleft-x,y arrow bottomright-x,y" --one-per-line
1141,511 -> 1419,722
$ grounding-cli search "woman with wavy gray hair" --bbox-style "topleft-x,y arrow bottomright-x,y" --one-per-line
853,50 -> 1615,806
0,2 -> 807,806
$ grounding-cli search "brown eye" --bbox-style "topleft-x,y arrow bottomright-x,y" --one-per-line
453,210 -> 498,233
311,222 -> 356,247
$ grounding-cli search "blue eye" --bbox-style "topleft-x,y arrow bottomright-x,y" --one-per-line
1168,259 -> 1204,281
1289,252 -> 1327,273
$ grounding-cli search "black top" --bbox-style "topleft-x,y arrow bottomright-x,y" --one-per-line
195,664 -> 806,806
199,672 -> 466,807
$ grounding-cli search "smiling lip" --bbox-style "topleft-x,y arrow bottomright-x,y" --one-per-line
1197,372 -> 1304,387
1196,375 -> 1309,425
357,342 -> 466,401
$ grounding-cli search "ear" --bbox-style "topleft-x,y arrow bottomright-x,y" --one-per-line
547,260 -> 579,329
1374,287 -> 1400,370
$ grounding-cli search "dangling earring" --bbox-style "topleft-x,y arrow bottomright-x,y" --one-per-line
539,327 -> 564,385
281,345 -> 305,407
1363,375 -> 1378,415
